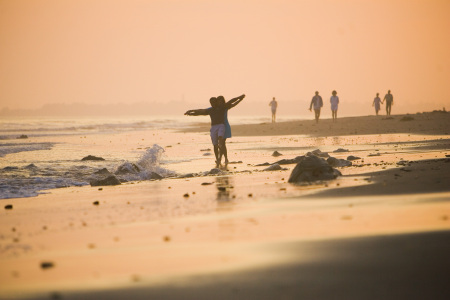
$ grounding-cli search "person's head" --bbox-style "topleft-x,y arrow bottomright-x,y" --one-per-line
388,90 -> 391,94
315,91 -> 319,95
332,90 -> 337,96
210,97 -> 217,107
273,97 -> 276,101
376,92 -> 379,96
216,95 -> 226,106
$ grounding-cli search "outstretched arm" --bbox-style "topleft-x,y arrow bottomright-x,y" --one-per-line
226,94 -> 245,109
184,108 -> 209,116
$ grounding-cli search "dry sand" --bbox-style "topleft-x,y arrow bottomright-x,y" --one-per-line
1,111 -> 450,300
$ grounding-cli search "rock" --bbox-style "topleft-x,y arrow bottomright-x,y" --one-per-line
327,157 -> 352,167
81,155 -> 105,161
115,162 -> 140,175
288,156 -> 341,183
228,161 -> 243,164
275,156 -> 305,165
3,166 -> 19,171
256,162 -> 271,166
347,155 -> 361,161
17,134 -> 28,139
202,152 -> 212,156
24,164 -> 38,170
4,204 -> 13,210
40,261 -> 54,269
201,182 -> 213,185
208,168 -> 222,175
90,175 -> 121,186
200,148 -> 211,151
93,201 -> 99,205
309,149 -> 330,158
264,163 -> 282,171
272,151 -> 282,157
368,153 -> 381,157
93,168 -> 112,175
180,173 -> 194,178
333,148 -> 349,153
149,172 -> 163,180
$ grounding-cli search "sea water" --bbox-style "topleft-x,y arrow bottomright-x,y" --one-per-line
0,115 -> 289,199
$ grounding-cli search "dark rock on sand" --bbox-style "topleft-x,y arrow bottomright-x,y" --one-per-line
308,149 -> 330,158
288,156 -> 341,183
208,168 -> 222,175
17,134 -> 28,139
4,204 -> 13,210
40,261 -> 54,269
275,156 -> 305,165
333,148 -> 349,153
115,162 -> 140,175
347,155 -> 361,161
81,155 -> 105,161
149,172 -> 163,180
272,151 -> 283,157
3,166 -> 19,171
256,162 -> 271,166
264,163 -> 283,171
327,157 -> 352,167
94,168 -> 112,176
90,175 -> 121,186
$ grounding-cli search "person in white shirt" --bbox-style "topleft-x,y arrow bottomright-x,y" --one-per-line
309,91 -> 323,123
373,93 -> 382,115
269,97 -> 278,123
330,90 -> 339,121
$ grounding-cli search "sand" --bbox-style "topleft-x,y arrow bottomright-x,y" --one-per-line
1,111 -> 450,299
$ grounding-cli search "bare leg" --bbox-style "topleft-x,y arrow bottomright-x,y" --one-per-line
217,136 -> 225,167
222,138 -> 229,166
213,145 -> 220,168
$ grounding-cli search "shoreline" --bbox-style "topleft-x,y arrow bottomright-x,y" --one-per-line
182,111 -> 450,137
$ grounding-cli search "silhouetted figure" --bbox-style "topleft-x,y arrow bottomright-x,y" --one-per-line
330,90 -> 339,121
383,90 -> 394,115
216,95 -> 244,166
269,97 -> 278,123
185,94 -> 245,167
373,93 -> 382,115
309,91 -> 323,123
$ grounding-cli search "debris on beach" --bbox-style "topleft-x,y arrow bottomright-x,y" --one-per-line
17,134 -> 28,139
288,156 -> 341,183
264,163 -> 284,171
201,182 -> 213,185
202,152 -> 212,156
347,155 -> 361,161
90,175 -> 121,186
327,157 -> 352,167
272,151 -> 283,157
308,149 -> 329,158
40,261 -> 55,270
115,162 -> 140,175
333,148 -> 349,153
4,204 -> 13,210
368,153 -> 381,157
81,155 -> 105,161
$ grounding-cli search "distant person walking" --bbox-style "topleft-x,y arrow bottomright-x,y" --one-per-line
383,90 -> 394,116
309,91 -> 323,123
269,97 -> 278,123
373,93 -> 382,115
330,90 -> 339,121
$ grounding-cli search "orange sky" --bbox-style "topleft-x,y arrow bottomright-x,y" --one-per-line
1,0 -> 449,116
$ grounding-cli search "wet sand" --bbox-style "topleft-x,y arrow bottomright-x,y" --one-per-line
1,111 -> 450,299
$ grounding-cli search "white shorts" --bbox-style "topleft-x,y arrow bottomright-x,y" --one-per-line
210,124 -> 225,145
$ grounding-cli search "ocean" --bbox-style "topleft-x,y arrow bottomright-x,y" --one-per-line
0,115 -> 300,199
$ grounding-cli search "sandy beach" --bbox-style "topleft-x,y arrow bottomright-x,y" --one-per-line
1,111 -> 450,300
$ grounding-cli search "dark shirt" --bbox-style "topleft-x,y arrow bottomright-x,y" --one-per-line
384,94 -> 393,104
207,106 -> 226,126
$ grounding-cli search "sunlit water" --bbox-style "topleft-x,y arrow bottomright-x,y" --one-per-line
0,116 -> 447,199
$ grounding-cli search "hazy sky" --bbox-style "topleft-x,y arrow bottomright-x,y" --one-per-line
1,0 -> 449,116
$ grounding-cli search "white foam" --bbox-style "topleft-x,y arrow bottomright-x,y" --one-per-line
0,142 -> 53,157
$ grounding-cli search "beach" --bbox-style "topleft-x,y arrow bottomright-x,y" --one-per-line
1,111 -> 450,300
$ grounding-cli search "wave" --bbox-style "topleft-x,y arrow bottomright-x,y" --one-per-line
0,142 -> 54,157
